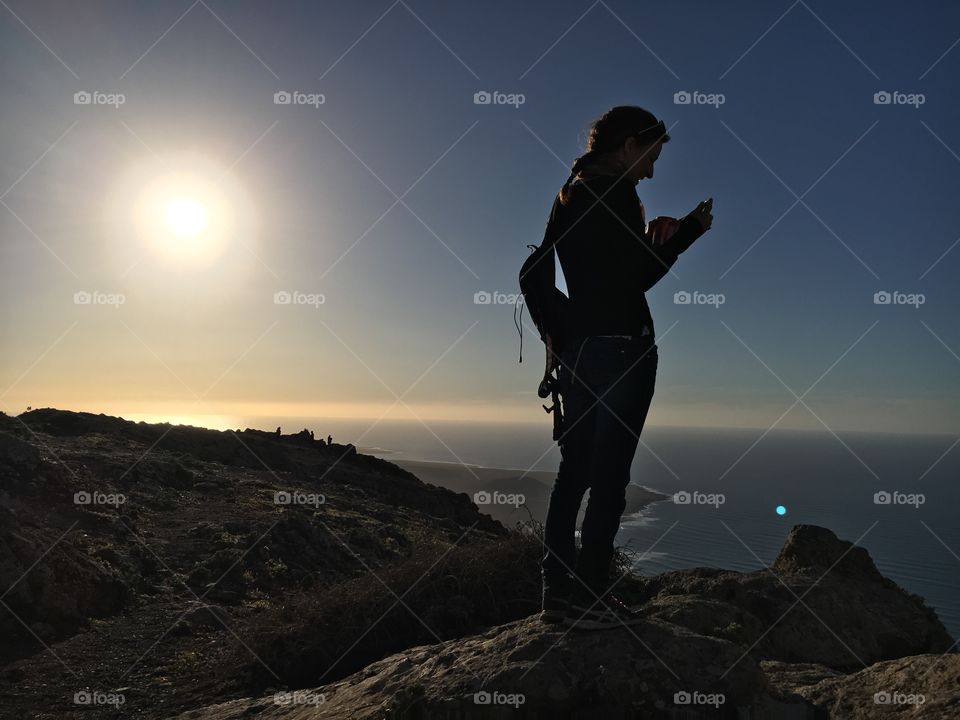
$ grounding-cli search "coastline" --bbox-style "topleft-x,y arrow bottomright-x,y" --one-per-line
372,454 -> 670,528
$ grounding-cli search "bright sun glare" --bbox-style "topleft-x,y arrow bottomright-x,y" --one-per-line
122,159 -> 240,269
163,196 -> 208,237
111,153 -> 257,273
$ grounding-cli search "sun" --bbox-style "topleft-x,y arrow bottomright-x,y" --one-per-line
141,180 -> 224,267
163,196 -> 208,237
109,152 -> 258,274
127,163 -> 235,269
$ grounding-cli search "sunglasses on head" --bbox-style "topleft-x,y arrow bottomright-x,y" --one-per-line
631,120 -> 669,145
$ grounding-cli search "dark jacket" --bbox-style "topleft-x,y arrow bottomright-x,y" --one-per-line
547,175 -> 704,342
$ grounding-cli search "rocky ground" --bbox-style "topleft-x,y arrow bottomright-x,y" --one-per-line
0,408 -> 505,718
0,409 -> 956,719
168,524 -> 960,719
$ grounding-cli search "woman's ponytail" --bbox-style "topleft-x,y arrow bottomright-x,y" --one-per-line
558,150 -> 598,205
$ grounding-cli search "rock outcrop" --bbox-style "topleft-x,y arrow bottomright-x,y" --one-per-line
170,526 -> 957,720
636,525 -> 953,669
172,616 -> 775,719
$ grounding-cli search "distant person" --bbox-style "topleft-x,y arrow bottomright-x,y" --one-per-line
538,105 -> 714,630
276,426 -> 281,437
327,434 -> 332,445
310,430 -> 315,440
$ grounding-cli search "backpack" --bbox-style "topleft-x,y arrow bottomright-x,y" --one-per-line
516,199 -> 571,441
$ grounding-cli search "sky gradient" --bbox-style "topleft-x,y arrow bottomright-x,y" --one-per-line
1,0 -> 959,434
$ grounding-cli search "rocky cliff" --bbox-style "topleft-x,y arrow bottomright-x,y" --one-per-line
0,409 -> 955,719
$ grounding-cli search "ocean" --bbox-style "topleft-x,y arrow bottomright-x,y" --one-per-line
245,416 -> 960,642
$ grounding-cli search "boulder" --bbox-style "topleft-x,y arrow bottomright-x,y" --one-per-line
637,525 -> 953,668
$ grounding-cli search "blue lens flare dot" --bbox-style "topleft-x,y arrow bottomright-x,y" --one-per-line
776,505 -> 787,516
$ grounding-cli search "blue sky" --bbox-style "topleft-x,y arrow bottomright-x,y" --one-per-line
1,0 -> 958,433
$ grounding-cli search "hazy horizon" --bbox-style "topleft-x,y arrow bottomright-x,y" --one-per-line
13,404 -> 960,442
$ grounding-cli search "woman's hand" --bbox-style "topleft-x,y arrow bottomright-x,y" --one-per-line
687,198 -> 714,233
648,216 -> 681,247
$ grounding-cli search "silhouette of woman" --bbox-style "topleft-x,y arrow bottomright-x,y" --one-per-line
539,106 -> 713,630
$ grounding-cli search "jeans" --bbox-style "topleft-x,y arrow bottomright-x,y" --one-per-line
541,335 -> 658,600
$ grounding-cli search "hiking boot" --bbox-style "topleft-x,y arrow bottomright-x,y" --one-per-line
563,586 -> 645,630
539,592 -> 570,625
540,572 -> 573,624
